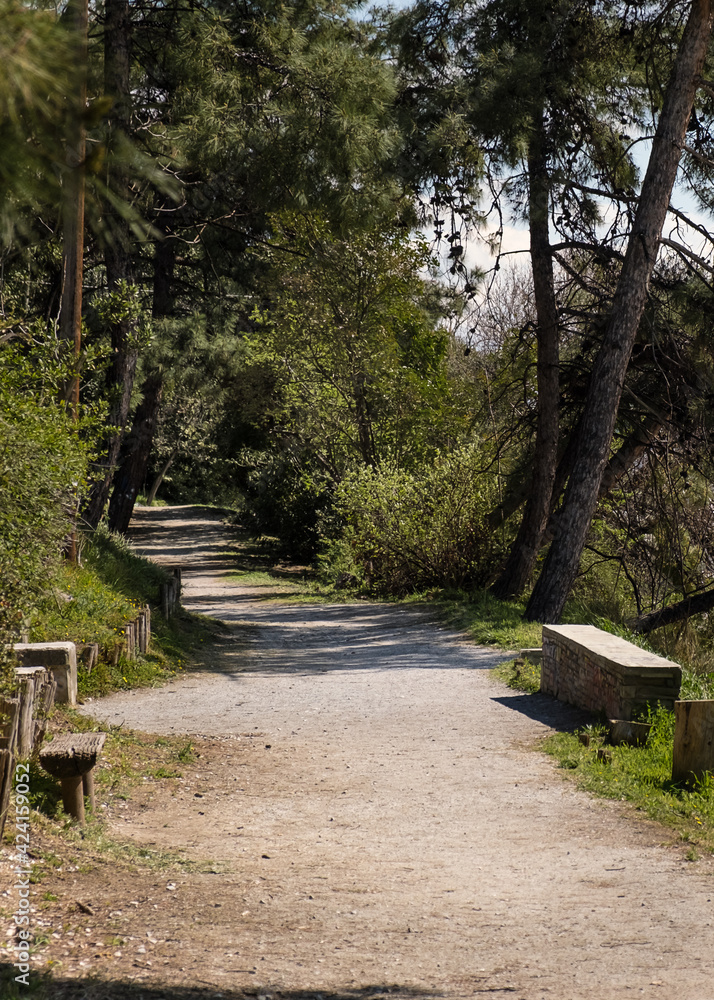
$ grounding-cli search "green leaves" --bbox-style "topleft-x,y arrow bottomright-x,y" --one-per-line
0,359 -> 89,682
247,213 -> 467,475
334,445 -> 504,595
0,0 -> 76,243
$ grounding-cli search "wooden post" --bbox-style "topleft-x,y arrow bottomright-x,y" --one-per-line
82,769 -> 96,813
16,674 -> 37,759
0,697 -> 20,839
61,774 -> 85,825
672,700 -> 714,785
0,750 -> 14,838
138,611 -> 147,653
16,667 -> 48,757
32,674 -> 58,752
125,622 -> 134,660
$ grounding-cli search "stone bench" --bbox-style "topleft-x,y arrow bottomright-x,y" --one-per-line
541,625 -> 681,720
13,642 -> 77,706
39,732 -> 106,824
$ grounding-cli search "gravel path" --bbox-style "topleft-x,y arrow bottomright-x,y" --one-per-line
85,505 -> 714,1000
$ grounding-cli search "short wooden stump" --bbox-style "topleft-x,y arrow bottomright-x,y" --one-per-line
672,700 -> 714,785
39,732 -> 106,824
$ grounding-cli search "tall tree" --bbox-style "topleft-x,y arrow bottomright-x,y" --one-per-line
106,0 -> 406,532
83,0 -> 140,529
526,0 -> 714,622
490,107 -> 560,598
391,0 -> 641,597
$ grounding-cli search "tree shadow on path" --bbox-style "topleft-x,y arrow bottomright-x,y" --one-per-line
0,968 -> 450,1000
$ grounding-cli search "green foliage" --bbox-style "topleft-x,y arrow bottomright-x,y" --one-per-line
175,0 -> 404,229
492,656 -> 541,694
0,0 -> 74,244
141,316 -> 249,507
29,524 -> 215,698
232,214 -> 475,557
332,445 -> 503,595
432,589 -> 543,650
545,706 -> 714,852
249,214 -> 469,472
0,364 -> 88,686
237,450 -> 334,561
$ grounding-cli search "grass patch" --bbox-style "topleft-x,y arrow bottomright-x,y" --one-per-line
493,656 -> 714,852
492,655 -> 542,693
224,535 -> 369,604
224,567 -> 314,598
544,711 -> 714,852
28,525 -> 223,699
18,708 -> 199,826
405,589 -> 545,650
5,708 -> 204,870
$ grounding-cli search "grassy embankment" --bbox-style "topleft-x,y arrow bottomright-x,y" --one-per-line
0,526 -> 233,996
30,525 -> 219,700
3,523 -> 222,836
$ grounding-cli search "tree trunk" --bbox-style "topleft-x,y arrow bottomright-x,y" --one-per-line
525,0 -> 713,623
107,373 -> 164,533
106,215 -> 175,534
58,0 -> 88,563
353,372 -> 377,468
491,114 -> 559,599
83,0 -> 139,529
146,450 -> 177,505
59,0 -> 87,418
633,587 -> 714,634
541,413 -> 664,543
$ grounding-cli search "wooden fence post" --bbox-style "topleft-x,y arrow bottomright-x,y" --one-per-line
0,697 -> 21,839
672,700 -> 714,785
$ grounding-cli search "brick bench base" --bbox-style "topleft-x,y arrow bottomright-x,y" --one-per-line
541,625 -> 681,720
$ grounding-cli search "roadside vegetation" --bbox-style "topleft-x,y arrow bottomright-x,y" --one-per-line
494,654 -> 714,855
24,520 -> 218,700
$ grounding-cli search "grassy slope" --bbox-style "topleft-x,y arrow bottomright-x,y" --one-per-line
28,526 -> 220,699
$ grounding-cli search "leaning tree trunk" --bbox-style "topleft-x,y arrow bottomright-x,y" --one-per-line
541,412 -> 664,544
146,449 -> 177,505
633,586 -> 714,634
83,0 -> 139,529
106,210 -> 175,534
491,112 -> 559,599
107,372 -> 164,534
526,0 -> 714,623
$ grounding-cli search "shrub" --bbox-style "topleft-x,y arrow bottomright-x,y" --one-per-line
0,384 -> 88,686
333,446 -> 503,595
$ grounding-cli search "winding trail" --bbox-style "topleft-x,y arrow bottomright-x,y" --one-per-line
85,505 -> 714,1000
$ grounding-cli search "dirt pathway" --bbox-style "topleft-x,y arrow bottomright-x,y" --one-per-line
18,507 -> 714,998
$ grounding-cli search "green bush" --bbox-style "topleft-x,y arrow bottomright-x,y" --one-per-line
333,446 -> 503,595
0,383 -> 88,686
